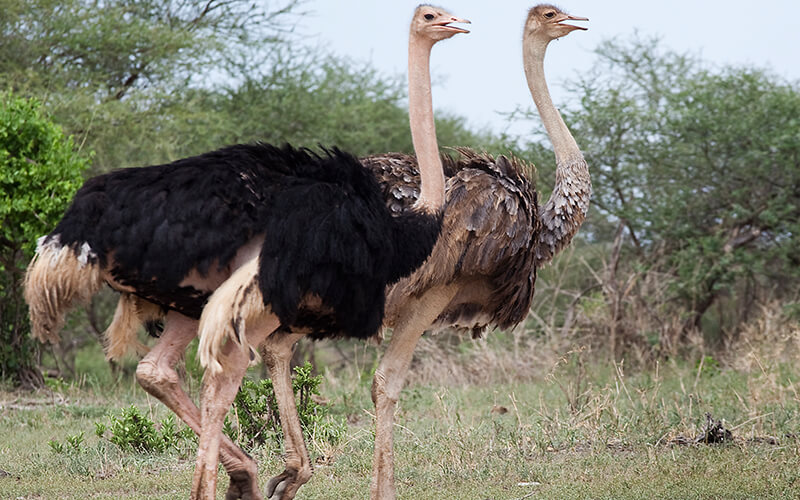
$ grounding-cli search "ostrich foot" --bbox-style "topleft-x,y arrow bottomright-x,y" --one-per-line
266,470 -> 292,500
266,467 -> 309,500
225,469 -> 264,500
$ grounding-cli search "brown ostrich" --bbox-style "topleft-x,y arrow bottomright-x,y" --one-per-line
191,5 -> 469,500
368,6 -> 589,498
24,6 -> 469,500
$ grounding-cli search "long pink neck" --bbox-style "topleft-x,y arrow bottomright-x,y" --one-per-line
408,35 -> 445,212
524,35 -> 591,264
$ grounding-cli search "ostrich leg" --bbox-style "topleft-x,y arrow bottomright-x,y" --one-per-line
134,312 -> 262,500
370,285 -> 458,500
192,314 -> 281,500
262,332 -> 310,500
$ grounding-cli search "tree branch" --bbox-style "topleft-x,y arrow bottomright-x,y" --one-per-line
723,226 -> 762,254
112,71 -> 141,101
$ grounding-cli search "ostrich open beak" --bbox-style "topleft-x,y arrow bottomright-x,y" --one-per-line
557,13 -> 589,31
434,17 -> 471,34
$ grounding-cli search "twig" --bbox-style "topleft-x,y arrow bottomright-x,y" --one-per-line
509,392 -> 522,429
692,355 -> 705,393
730,413 -> 774,432
654,429 -> 672,447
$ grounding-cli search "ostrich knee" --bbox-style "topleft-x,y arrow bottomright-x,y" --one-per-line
286,455 -> 313,485
136,358 -> 179,398
371,370 -> 398,407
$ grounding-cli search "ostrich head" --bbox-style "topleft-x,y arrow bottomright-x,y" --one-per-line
411,5 -> 470,42
525,4 -> 588,41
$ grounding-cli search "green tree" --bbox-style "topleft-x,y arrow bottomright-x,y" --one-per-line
197,50 -> 495,157
0,0 -> 490,168
0,0 -> 302,171
0,92 -> 90,386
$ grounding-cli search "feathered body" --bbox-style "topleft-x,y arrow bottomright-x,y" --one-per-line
29,143 -> 442,342
363,148 -> 540,337
252,147 -> 442,340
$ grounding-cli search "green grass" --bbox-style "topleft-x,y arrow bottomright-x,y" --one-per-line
2,355 -> 800,499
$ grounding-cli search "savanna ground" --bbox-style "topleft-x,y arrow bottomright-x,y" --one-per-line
2,334 -> 800,500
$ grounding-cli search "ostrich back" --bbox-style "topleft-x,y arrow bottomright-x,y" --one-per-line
363,148 -> 540,336
47,143 -> 442,339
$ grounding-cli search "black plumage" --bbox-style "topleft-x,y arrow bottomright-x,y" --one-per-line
254,146 -> 442,339
47,143 -> 442,337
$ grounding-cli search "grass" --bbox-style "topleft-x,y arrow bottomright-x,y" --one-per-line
2,349 -> 800,499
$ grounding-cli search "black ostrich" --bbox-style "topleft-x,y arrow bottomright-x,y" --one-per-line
191,6 -> 469,499
23,6 -> 469,500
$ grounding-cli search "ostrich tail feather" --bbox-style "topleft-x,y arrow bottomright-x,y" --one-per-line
24,236 -> 103,345
198,258 -> 264,375
104,294 -> 160,361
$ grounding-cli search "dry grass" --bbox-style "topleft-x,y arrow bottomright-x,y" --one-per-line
726,300 -> 800,370
3,349 -> 800,499
3,294 -> 800,499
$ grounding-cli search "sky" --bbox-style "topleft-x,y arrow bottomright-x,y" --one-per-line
296,0 -> 800,136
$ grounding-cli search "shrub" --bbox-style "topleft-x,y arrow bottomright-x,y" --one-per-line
225,362 -> 346,451
97,405 -> 194,453
0,92 -> 90,386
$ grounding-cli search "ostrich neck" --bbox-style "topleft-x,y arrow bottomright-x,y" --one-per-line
524,36 -> 591,264
523,38 -> 581,162
408,36 -> 445,212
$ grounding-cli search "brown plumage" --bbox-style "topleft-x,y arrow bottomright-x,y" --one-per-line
364,148 -> 540,338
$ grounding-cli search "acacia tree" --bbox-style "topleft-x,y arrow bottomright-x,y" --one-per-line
536,37 -> 800,344
0,93 -> 90,386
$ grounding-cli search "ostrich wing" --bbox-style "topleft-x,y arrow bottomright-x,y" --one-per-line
365,149 -> 541,332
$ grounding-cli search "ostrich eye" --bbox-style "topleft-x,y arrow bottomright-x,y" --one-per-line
545,11 -> 556,19
424,13 -> 435,21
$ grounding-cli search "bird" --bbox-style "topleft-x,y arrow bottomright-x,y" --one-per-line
365,5 -> 590,498
23,6 -> 470,500
186,5 -> 469,500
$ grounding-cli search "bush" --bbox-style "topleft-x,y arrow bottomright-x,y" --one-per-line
49,431 -> 85,454
96,405 -> 194,454
0,92 -> 90,386
224,362 -> 346,451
